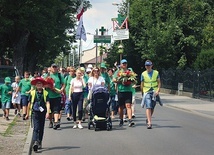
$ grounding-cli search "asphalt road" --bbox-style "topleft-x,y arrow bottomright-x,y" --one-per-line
31,98 -> 214,155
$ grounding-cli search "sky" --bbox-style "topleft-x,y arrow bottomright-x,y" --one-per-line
81,0 -> 122,51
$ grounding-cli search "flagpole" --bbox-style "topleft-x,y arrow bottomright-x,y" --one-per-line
78,27 -> 82,66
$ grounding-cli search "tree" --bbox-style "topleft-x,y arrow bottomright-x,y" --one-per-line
0,0 -> 91,74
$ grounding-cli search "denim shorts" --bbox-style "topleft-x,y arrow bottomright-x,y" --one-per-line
1,101 -> 11,110
21,95 -> 29,106
145,92 -> 156,109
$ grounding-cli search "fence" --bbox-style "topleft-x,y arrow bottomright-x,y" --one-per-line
160,68 -> 214,101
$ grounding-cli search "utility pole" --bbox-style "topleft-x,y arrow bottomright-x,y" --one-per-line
95,29 -> 98,66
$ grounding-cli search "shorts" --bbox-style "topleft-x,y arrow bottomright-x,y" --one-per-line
12,92 -> 21,104
21,95 -> 29,106
145,92 -> 156,109
49,97 -> 61,114
1,101 -> 11,110
118,92 -> 132,106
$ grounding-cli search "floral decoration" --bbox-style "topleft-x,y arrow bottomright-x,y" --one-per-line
117,69 -> 137,86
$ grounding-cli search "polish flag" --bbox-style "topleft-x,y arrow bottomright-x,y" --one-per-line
77,2 -> 84,21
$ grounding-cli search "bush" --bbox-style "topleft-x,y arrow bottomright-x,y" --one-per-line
194,49 -> 214,70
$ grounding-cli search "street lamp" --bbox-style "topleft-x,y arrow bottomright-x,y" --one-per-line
65,40 -> 75,66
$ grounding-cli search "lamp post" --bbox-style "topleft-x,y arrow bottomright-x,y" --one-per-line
65,40 -> 75,67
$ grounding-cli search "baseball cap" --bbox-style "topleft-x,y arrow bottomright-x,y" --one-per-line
4,77 -> 11,83
87,64 -> 93,68
51,63 -> 58,67
100,63 -> 107,69
145,60 -> 152,66
86,68 -> 92,73
121,59 -> 127,64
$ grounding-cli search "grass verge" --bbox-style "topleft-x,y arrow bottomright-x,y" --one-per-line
1,116 -> 18,137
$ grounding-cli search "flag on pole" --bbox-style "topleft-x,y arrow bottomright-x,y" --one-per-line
76,1 -> 87,41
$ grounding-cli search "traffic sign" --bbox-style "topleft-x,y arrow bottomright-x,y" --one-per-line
94,35 -> 111,43
113,29 -> 129,40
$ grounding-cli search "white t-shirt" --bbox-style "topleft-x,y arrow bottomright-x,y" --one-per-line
88,76 -> 105,90
70,78 -> 84,92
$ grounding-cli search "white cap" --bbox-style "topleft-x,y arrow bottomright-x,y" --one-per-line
86,68 -> 92,73
87,64 -> 93,68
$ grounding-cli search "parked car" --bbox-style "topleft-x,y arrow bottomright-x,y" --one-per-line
0,65 -> 20,108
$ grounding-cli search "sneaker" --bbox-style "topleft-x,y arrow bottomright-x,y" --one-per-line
6,117 -> 10,121
67,117 -> 71,121
119,119 -> 124,127
147,124 -> 152,129
73,124 -> 77,129
132,115 -> 135,119
14,109 -> 17,115
56,121 -> 60,129
78,123 -> 83,129
33,141 -> 39,152
123,118 -> 127,122
23,114 -> 26,120
49,122 -> 53,128
18,113 -> 21,117
128,120 -> 135,127
53,122 -> 58,130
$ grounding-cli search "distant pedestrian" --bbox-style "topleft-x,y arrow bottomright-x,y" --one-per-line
0,77 -> 12,120
11,76 -> 21,117
140,60 -> 161,129
25,77 -> 50,152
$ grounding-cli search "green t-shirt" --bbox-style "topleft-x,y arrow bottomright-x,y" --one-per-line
19,78 -> 31,96
101,72 -> 110,88
0,84 -> 12,103
46,73 -> 65,98
64,75 -> 75,96
113,69 -> 132,92
109,76 -> 116,96
83,74 -> 89,98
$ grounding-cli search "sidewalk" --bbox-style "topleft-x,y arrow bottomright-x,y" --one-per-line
135,92 -> 214,120
0,92 -> 214,154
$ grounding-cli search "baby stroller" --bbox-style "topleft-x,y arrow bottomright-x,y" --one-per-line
88,86 -> 112,131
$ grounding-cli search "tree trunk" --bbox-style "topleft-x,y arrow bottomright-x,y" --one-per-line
12,29 -> 30,76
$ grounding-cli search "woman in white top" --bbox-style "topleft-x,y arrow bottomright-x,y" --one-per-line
11,76 -> 21,116
69,69 -> 86,129
88,67 -> 105,90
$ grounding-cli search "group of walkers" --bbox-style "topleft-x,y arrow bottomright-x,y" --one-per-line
0,58 -> 161,152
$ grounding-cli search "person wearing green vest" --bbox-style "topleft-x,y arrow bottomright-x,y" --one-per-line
45,63 -> 65,130
0,77 -> 12,120
140,60 -> 161,129
14,71 -> 32,120
25,77 -> 50,152
113,59 -> 135,127
64,67 -> 76,121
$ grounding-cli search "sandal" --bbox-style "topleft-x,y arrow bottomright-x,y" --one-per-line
147,124 -> 152,129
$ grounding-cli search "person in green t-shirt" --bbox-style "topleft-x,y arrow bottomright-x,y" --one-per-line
64,67 -> 76,121
0,77 -> 12,120
100,63 -> 110,90
45,64 -> 65,130
15,71 -> 32,120
113,59 -> 135,127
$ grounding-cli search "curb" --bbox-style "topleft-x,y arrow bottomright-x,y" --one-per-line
22,126 -> 33,155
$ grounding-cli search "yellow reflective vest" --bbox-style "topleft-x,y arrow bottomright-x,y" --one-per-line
30,89 -> 48,114
142,70 -> 159,93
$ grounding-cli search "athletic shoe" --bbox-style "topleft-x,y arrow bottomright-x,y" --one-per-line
123,118 -> 127,122
6,117 -> 10,121
78,123 -> 83,129
67,117 -> 71,121
73,124 -> 77,129
33,141 -> 39,152
128,120 -> 135,127
119,119 -> 124,127
132,115 -> 135,118
147,124 -> 152,129
38,141 -> 42,149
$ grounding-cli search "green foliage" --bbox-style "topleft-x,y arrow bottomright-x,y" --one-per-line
0,0 -> 91,73
194,48 -> 214,69
107,0 -> 214,73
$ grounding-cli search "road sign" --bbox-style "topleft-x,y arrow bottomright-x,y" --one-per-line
113,29 -> 129,40
94,35 -> 111,43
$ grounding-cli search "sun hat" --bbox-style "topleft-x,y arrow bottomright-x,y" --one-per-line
145,60 -> 153,66
121,59 -> 127,64
4,77 -> 11,83
100,63 -> 107,69
31,77 -> 47,86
